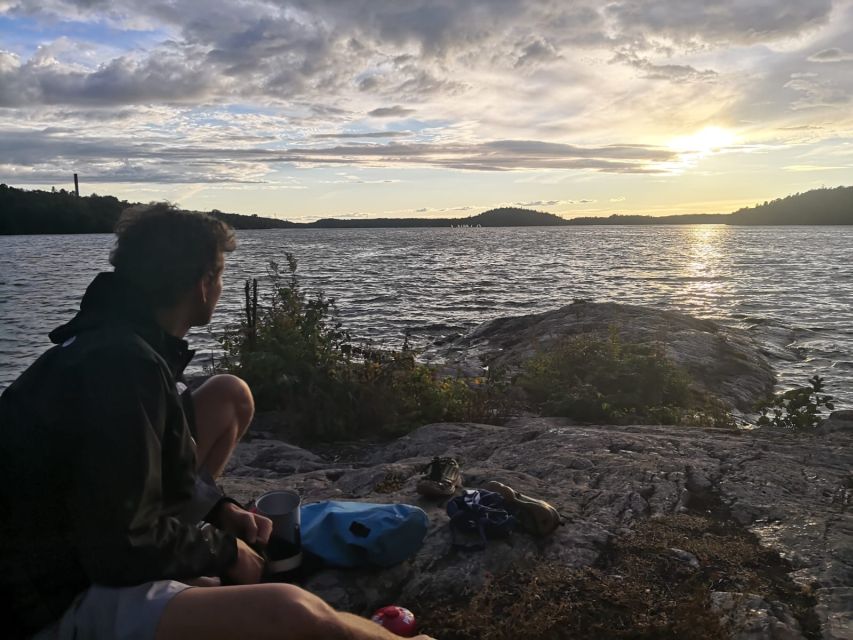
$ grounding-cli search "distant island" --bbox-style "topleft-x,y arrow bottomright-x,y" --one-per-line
0,183 -> 851,235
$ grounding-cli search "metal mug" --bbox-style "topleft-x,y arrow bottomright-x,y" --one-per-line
254,490 -> 302,578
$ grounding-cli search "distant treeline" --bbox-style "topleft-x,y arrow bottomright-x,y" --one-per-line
565,186 -> 852,226
1,183 -> 851,235
727,186 -> 853,225
308,207 -> 566,228
0,184 -> 296,235
0,185 -> 130,234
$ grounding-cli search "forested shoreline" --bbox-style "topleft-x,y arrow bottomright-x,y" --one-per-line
1,183 -> 850,234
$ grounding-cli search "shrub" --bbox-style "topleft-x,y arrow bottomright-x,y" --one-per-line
216,255 -> 507,440
517,330 -> 732,427
756,375 -> 834,430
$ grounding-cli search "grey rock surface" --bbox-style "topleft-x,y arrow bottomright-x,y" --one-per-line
221,420 -> 852,639
710,592 -> 804,640
814,587 -> 853,640
423,301 -> 776,411
225,437 -> 327,478
818,410 -> 853,435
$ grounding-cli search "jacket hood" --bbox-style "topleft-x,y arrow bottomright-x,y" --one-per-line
49,272 -> 152,344
49,272 -> 195,377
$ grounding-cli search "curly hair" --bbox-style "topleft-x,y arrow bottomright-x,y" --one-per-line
110,203 -> 236,308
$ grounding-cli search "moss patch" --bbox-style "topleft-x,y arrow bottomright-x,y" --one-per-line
414,513 -> 818,640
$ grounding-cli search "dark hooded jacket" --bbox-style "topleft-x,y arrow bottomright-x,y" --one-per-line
0,272 -> 238,638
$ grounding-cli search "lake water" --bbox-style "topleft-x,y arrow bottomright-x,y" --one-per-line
1,226 -> 851,409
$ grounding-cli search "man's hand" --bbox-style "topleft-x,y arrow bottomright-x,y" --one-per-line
218,502 -> 273,546
225,538 -> 266,584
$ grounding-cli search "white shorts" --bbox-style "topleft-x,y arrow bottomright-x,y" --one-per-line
30,472 -> 222,640
31,580 -> 192,640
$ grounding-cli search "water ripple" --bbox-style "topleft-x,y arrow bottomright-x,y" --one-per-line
1,226 -> 851,408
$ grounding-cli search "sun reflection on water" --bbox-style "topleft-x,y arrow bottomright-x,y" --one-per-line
680,225 -> 733,312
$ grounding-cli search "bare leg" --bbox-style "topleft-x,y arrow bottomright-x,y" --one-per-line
191,374 -> 254,478
154,583 -> 420,640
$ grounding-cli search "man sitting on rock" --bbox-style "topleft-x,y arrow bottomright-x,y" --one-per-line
0,205 -> 434,640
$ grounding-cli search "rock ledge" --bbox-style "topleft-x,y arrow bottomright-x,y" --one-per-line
223,419 -> 852,639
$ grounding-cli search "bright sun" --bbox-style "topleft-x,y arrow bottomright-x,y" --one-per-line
668,126 -> 737,155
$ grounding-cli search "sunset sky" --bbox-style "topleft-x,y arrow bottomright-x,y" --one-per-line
1,1 -> 851,220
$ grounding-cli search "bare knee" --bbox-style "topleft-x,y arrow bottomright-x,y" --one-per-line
155,583 -> 340,640
204,374 -> 254,434
256,584 -> 338,637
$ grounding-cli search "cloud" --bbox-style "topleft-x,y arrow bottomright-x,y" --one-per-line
723,4 -> 853,126
0,50 -> 20,73
319,172 -> 401,184
785,72 -> 851,109
482,140 -> 672,161
0,47 -> 220,107
605,0 -> 833,45
1,0 -> 851,190
0,162 -> 263,185
0,130 -> 269,183
783,164 -> 850,172
515,200 -> 560,207
514,37 -> 561,68
513,198 -> 598,207
368,106 -> 416,118
312,131 -> 410,139
321,211 -> 371,219
611,50 -> 717,82
808,48 -> 853,63
0,127 -> 678,184
778,125 -> 824,131
285,139 -> 675,172
7,0 -> 820,115
610,196 -> 626,202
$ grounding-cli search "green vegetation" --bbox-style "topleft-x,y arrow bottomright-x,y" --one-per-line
215,256 -> 508,440
217,258 -> 843,436
217,260 -> 744,437
517,331 -> 732,427
729,186 -> 853,225
0,184 -> 131,234
3,183 -> 850,235
757,375 -> 835,430
206,208 -> 296,230
212,255 -> 844,436
0,184 -> 294,234
313,207 -> 567,228
565,212 -> 730,225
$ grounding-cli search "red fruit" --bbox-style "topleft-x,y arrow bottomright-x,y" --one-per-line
371,605 -> 417,637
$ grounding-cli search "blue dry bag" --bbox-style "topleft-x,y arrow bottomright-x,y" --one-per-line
300,501 -> 429,569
